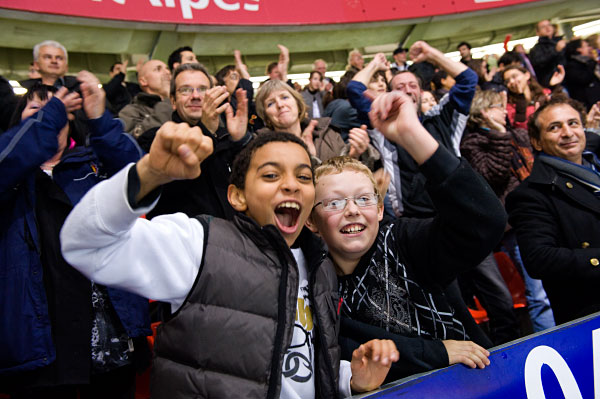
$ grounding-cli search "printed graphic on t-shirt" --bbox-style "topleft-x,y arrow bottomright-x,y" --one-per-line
283,280 -> 315,385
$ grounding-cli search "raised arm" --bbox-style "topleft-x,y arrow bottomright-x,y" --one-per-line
136,121 -> 213,201
78,70 -> 145,174
352,53 -> 389,87
370,91 -> 507,284
0,90 -> 77,197
409,41 -> 467,78
277,44 -> 290,83
369,91 -> 438,164
234,50 -> 251,80
60,122 -> 213,307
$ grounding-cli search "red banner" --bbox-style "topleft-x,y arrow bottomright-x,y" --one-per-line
1,0 -> 541,26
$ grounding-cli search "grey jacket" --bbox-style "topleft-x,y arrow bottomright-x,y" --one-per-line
118,92 -> 172,138
152,215 -> 341,399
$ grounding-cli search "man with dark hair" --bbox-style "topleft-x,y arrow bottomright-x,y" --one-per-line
506,96 -> 600,325
167,46 -> 198,72
564,39 -> 600,110
104,61 -> 141,114
137,62 -> 251,220
457,41 -> 473,64
529,19 -> 566,88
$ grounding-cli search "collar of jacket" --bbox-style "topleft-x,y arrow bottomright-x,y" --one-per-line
529,152 -> 599,185
538,36 -> 562,45
134,92 -> 165,107
56,145 -> 96,167
571,54 -> 596,65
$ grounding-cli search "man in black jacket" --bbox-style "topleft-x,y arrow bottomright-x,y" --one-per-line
529,19 -> 566,88
137,63 -> 251,220
506,96 -> 600,325
104,61 -> 141,114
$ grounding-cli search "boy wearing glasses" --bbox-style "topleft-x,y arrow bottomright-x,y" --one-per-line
307,91 -> 507,379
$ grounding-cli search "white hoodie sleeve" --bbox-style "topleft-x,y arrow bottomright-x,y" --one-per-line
339,360 -> 353,397
60,163 -> 204,310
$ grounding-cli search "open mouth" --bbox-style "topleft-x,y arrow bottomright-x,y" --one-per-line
274,201 -> 301,234
340,224 -> 366,235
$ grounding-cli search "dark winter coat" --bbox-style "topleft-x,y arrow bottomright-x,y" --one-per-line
506,153 -> 600,324
564,55 -> 600,110
529,36 -> 565,88
0,98 -> 150,377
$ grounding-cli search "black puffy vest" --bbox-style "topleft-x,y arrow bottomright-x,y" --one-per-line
151,215 -> 341,399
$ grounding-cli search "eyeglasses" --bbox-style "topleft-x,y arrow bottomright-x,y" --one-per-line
177,86 -> 208,96
313,193 -> 379,212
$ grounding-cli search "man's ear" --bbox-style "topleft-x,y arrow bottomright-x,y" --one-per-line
33,61 -> 40,72
305,213 -> 320,234
138,75 -> 147,88
531,137 -> 542,152
227,184 -> 247,212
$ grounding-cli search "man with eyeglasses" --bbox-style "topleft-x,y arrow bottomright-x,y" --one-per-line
137,63 -> 252,220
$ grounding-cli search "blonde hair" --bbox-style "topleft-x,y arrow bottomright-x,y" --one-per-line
347,49 -> 362,67
314,156 -> 383,206
255,79 -> 307,129
468,89 -> 504,130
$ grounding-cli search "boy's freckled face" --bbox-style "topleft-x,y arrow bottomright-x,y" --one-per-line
311,171 -> 383,271
242,142 -> 315,246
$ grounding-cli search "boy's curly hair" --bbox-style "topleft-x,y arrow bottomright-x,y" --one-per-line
229,131 -> 313,189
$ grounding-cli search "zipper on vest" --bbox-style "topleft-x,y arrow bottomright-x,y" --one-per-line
308,254 -> 338,397
266,236 -> 291,399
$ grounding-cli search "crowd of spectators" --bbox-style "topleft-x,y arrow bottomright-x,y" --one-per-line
1,17 -> 600,398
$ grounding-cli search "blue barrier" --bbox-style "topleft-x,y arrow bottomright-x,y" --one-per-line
357,312 -> 600,399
